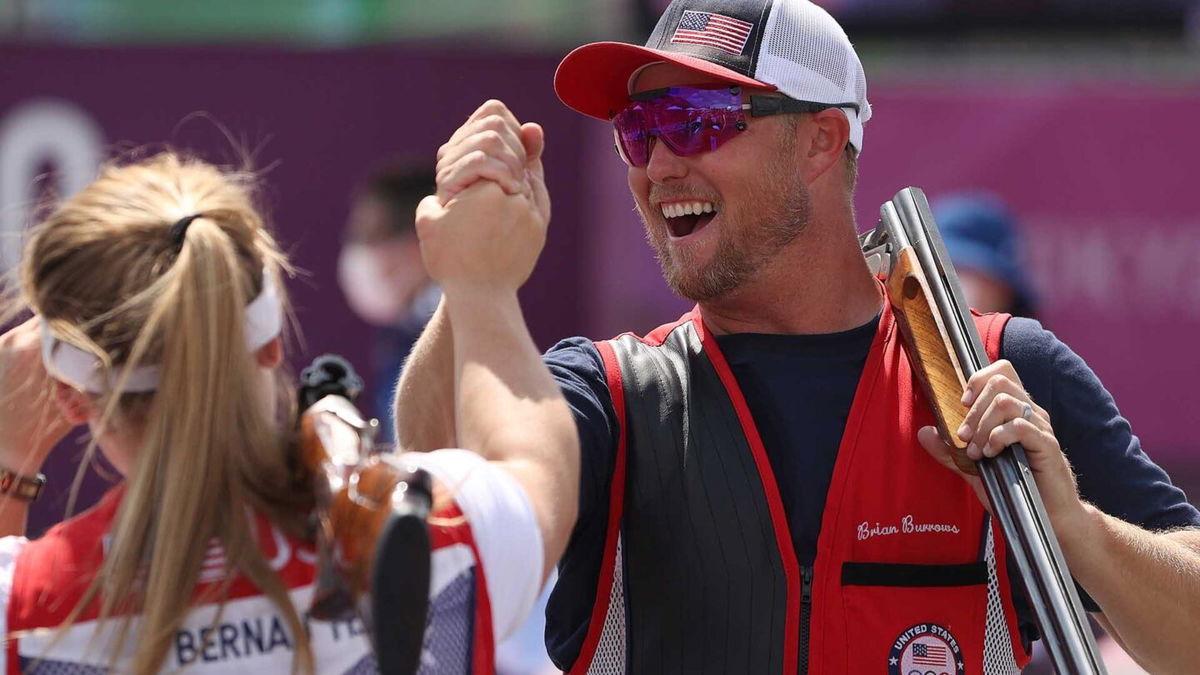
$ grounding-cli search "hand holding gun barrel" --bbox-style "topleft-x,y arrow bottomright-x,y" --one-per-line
862,188 -> 1106,674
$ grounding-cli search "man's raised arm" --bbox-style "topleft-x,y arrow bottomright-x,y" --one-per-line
393,99 -> 550,453
410,98 -> 572,577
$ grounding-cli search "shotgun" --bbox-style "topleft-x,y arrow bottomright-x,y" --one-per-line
860,188 -> 1106,674
297,354 -> 433,674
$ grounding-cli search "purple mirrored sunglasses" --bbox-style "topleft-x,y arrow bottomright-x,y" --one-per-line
611,85 -> 858,168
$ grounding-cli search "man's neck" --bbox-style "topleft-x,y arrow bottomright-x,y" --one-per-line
698,220 -> 883,336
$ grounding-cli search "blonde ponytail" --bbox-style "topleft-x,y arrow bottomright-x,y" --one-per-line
20,153 -> 315,673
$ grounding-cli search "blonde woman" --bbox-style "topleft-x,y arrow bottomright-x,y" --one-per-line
0,141 -> 574,673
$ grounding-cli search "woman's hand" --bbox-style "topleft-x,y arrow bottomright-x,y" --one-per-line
0,318 -> 73,474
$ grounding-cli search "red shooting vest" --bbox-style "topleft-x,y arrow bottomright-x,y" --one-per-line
572,301 -> 1031,674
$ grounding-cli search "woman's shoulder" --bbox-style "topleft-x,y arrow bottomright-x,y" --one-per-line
6,486 -> 124,618
25,485 -> 125,557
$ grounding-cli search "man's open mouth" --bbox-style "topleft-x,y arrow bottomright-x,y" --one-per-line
661,201 -> 718,238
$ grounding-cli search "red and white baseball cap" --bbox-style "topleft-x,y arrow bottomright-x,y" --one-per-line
555,0 -> 872,152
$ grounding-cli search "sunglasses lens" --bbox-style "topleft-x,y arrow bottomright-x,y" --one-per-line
613,107 -> 652,167
611,87 -> 745,168
657,107 -> 739,157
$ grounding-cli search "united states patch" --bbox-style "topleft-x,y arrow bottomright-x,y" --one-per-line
670,10 -> 753,56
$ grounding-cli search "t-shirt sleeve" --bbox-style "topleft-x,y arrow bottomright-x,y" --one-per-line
1001,317 -> 1200,622
1003,318 -> 1199,531
403,449 -> 543,642
0,535 -> 28,673
541,336 -> 621,669
543,336 -> 620,525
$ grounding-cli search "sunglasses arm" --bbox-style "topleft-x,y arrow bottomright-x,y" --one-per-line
746,96 -> 860,118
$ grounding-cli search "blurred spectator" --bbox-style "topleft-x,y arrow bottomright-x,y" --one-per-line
932,191 -> 1039,319
338,163 -> 440,442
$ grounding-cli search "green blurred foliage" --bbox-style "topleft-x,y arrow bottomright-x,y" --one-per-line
4,0 -> 613,46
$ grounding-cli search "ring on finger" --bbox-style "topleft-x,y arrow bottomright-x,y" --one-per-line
1021,402 -> 1033,421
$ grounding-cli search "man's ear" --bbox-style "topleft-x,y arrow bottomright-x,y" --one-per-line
799,108 -> 851,184
53,381 -> 92,425
254,336 -> 283,369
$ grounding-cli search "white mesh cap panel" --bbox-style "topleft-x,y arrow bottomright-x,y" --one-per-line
983,520 -> 1023,675
753,0 -> 872,152
855,67 -> 867,113
586,536 -> 628,675
765,6 -> 848,90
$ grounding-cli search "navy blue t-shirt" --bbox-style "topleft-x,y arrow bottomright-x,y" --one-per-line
541,314 -> 1200,668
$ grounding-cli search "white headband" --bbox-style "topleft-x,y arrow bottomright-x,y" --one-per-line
40,268 -> 284,394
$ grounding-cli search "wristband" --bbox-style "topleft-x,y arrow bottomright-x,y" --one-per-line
0,467 -> 45,502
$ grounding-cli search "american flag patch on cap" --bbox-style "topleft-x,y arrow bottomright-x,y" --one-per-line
670,10 -> 753,56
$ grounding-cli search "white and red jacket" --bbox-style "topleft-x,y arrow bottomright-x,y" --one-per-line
0,449 -> 542,674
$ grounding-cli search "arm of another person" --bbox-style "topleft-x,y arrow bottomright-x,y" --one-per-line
393,300 -> 455,451
412,105 -> 575,582
919,326 -> 1200,674
393,100 -> 546,454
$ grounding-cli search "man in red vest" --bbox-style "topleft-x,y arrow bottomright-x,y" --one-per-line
398,0 -> 1200,672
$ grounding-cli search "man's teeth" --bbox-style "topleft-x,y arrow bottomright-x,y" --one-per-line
660,202 -> 716,219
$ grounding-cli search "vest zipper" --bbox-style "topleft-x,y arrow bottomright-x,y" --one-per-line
799,565 -> 814,674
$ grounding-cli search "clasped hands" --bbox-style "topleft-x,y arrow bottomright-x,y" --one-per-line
416,100 -> 551,296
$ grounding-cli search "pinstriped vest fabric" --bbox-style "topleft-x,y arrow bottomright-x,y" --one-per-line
609,321 -> 788,674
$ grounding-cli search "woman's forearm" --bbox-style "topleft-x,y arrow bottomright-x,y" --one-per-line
393,300 -> 458,452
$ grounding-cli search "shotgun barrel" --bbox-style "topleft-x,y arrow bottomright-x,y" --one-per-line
862,188 -> 1105,675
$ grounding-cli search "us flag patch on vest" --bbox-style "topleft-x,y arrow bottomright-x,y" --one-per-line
889,623 -> 965,675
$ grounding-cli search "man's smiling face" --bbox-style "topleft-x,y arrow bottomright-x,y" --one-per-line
625,63 -> 813,302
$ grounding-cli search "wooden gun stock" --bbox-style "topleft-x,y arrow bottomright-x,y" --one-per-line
885,247 -> 977,475
297,356 -> 431,674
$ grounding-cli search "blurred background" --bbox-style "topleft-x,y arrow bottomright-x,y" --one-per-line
2,1 -> 1198,671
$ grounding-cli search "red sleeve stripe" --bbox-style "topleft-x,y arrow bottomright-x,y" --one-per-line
568,339 -> 630,673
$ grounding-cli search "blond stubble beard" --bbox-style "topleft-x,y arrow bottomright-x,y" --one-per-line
637,133 -> 811,302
